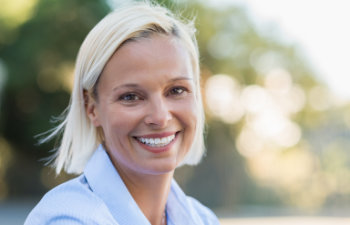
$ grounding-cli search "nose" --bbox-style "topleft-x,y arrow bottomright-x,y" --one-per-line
144,96 -> 172,128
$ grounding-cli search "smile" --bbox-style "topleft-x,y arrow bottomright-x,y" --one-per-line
136,134 -> 175,147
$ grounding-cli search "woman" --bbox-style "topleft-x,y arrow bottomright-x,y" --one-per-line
25,2 -> 219,225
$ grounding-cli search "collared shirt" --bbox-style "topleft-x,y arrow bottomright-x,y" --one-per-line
24,145 -> 220,225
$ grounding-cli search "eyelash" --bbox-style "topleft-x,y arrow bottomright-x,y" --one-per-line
118,93 -> 142,102
117,86 -> 189,103
168,86 -> 188,96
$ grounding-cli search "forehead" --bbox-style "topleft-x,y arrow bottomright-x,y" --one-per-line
115,34 -> 189,64
100,34 -> 193,84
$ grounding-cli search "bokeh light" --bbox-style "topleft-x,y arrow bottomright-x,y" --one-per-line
205,74 -> 244,124
36,62 -> 74,93
308,86 -> 333,111
0,0 -> 38,28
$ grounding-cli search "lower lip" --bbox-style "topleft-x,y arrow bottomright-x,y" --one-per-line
135,134 -> 178,154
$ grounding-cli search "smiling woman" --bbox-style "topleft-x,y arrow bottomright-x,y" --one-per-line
24,1 -> 218,225
86,35 -> 197,176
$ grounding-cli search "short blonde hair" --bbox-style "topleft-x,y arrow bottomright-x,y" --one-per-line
44,2 -> 205,174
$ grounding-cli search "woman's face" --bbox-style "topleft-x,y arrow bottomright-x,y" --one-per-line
87,35 -> 197,176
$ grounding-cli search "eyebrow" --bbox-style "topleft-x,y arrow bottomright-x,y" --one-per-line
169,76 -> 193,82
112,76 -> 193,92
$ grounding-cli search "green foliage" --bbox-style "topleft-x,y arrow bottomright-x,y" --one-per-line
0,0 -> 110,196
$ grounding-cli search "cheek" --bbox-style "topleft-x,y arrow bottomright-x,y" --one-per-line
174,98 -> 198,130
99,106 -> 144,137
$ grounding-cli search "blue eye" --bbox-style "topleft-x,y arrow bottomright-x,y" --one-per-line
119,93 -> 141,101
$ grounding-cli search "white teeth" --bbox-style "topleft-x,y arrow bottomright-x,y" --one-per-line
137,134 -> 175,147
155,138 -> 160,144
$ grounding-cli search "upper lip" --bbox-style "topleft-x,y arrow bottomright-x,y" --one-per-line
134,132 -> 178,138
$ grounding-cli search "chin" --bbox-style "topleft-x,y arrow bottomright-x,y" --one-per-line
142,158 -> 179,175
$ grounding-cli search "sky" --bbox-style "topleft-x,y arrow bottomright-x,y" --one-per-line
207,0 -> 350,101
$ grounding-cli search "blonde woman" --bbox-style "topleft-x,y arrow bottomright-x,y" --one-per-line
25,2 -> 219,225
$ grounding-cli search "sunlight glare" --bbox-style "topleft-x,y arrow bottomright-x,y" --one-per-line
205,74 -> 244,123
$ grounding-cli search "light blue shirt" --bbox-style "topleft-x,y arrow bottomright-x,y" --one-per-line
24,145 -> 220,225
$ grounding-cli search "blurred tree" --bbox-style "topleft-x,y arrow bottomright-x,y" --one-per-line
175,1 -> 350,212
172,1 -> 317,210
0,0 -> 110,197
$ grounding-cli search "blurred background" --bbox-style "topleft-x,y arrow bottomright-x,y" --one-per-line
0,0 -> 350,224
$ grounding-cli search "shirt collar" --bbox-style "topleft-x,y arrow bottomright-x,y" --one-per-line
84,145 -> 150,225
84,144 -> 204,225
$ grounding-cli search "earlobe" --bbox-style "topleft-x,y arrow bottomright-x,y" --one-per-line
83,90 -> 101,127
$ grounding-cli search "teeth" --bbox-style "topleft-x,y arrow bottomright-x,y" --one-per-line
137,134 -> 175,147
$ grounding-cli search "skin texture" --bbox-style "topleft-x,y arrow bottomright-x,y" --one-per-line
85,34 -> 197,225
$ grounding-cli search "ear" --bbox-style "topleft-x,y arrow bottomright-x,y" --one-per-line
83,89 -> 101,127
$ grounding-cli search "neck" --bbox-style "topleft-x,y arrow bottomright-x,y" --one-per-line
117,167 -> 173,225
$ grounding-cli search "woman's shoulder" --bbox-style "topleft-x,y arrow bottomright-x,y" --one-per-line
24,175 -> 116,225
36,175 -> 98,207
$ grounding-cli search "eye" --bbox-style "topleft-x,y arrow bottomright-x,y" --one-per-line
118,93 -> 142,102
169,87 -> 187,96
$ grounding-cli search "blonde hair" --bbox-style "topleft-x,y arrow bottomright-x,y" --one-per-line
44,2 -> 205,174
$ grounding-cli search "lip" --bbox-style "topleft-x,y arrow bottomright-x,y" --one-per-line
133,132 -> 179,154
